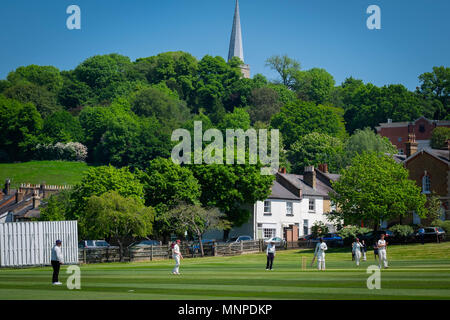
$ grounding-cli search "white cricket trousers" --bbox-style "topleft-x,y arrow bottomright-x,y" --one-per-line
378,249 -> 388,268
172,255 -> 180,274
354,251 -> 361,266
317,254 -> 326,270
363,251 -> 367,261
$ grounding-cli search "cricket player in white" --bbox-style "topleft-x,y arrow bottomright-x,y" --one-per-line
314,238 -> 328,271
352,238 -> 363,266
172,239 -> 183,275
377,234 -> 388,269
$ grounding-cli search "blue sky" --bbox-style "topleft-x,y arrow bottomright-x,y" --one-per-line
0,0 -> 448,90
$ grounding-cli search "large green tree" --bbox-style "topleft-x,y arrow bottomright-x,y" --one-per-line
84,191 -> 154,261
270,100 -> 347,148
288,132 -> 344,174
0,95 -> 42,161
190,163 -> 274,239
417,66 -> 449,117
329,152 -> 427,230
293,68 -> 335,105
265,55 -> 301,89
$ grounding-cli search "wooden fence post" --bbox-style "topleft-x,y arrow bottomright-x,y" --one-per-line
83,248 -> 86,264
240,241 -> 243,254
150,245 -> 153,261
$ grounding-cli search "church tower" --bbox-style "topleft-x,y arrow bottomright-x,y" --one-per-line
228,0 -> 250,78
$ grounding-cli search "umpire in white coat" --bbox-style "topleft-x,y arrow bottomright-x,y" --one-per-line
51,240 -> 64,285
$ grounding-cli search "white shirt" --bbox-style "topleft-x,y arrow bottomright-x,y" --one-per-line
315,242 -> 328,256
377,240 -> 387,250
51,245 -> 64,263
266,243 -> 276,254
172,244 -> 180,256
352,242 -> 362,253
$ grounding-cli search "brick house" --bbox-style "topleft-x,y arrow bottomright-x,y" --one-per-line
403,141 -> 450,224
0,180 -> 71,223
376,117 -> 450,155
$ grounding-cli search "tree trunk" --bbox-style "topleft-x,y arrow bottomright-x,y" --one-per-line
373,221 -> 378,232
198,233 -> 204,257
223,229 -> 230,242
117,239 -> 124,262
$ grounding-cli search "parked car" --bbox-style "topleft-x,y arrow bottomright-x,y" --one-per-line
265,236 -> 286,247
189,239 -> 216,254
415,227 -> 446,242
298,234 -> 317,241
319,233 -> 344,247
359,230 -> 394,244
78,240 -> 111,249
227,235 -> 253,243
128,240 -> 161,248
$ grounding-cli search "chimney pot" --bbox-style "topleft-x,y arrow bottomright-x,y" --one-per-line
4,179 -> 10,196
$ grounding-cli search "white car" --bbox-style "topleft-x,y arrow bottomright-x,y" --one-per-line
265,237 -> 285,245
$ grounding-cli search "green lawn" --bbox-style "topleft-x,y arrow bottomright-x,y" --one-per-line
0,161 -> 90,188
1,242 -> 450,300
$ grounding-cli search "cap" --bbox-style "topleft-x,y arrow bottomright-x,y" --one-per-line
56,240 -> 62,244
176,239 -> 181,243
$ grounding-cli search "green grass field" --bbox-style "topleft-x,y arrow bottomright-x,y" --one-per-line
1,242 -> 450,300
0,161 -> 90,188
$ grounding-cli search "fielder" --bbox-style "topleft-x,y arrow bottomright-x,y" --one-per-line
377,234 -> 389,269
172,239 -> 183,275
352,238 -> 363,266
266,240 -> 276,271
313,238 -> 328,271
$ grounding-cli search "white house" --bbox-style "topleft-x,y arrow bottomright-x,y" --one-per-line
207,166 -> 339,241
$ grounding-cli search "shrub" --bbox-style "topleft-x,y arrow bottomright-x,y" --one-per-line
35,142 -> 87,162
389,224 -> 414,240
337,225 -> 370,243
311,221 -> 329,237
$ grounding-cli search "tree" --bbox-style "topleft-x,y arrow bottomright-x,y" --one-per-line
417,66 -> 449,116
342,127 -> 397,167
288,132 -> 344,174
137,157 -> 201,240
84,191 -> 154,261
248,87 -> 282,125
7,65 -> 63,94
161,203 -> 230,256
425,193 -> 444,224
131,85 -> 191,131
311,221 -> 329,238
430,127 -> 450,149
265,55 -> 301,89
329,152 -> 427,230
190,163 -> 274,239
217,107 -> 251,131
270,100 -> 347,148
41,110 -> 84,143
69,165 -> 145,233
3,82 -> 60,117
0,95 -> 42,162
38,190 -> 73,221
293,68 -> 335,105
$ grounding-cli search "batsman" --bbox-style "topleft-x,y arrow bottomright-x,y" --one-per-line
312,238 -> 328,271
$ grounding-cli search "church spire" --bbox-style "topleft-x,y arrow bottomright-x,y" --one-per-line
228,0 -> 244,63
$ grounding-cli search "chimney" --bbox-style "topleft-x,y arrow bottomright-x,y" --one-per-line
405,133 -> 418,158
304,166 -> 316,189
5,179 -> 10,196
15,189 -> 25,203
387,119 -> 392,124
32,190 -> 40,209
278,167 -> 287,174
0,191 -> 3,201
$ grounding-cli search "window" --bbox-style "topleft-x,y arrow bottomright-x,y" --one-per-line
264,201 -> 271,215
308,198 -> 315,212
303,220 -> 309,235
295,223 -> 300,238
286,202 -> 293,216
422,175 -> 431,194
398,149 -> 404,155
419,124 -> 425,133
398,137 -> 402,142
263,228 -> 276,239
